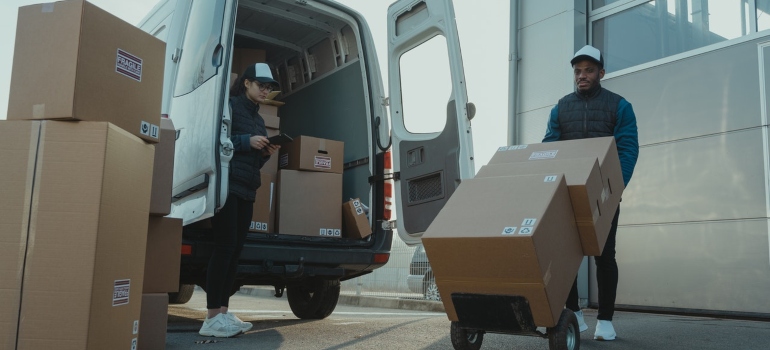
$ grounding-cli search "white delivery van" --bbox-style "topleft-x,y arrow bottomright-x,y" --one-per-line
139,0 -> 474,318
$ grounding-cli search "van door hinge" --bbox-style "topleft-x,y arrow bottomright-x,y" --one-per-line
368,172 -> 399,184
382,220 -> 397,230
382,97 -> 390,106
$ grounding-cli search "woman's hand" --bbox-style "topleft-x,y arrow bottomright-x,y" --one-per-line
263,144 -> 280,156
249,135 -> 269,150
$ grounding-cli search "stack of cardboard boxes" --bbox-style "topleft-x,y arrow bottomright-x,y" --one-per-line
0,1 -> 178,349
421,137 -> 624,328
249,90 -> 280,234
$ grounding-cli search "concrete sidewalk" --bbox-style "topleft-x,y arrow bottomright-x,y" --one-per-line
238,286 -> 446,312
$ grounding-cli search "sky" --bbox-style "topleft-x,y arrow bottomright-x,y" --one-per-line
0,0 -> 511,171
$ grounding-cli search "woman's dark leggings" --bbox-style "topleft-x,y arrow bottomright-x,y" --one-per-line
566,207 -> 620,321
206,195 -> 253,310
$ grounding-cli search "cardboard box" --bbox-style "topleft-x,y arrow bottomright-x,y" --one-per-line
12,121 -> 154,349
143,217 -> 183,293
343,198 -> 371,239
476,158 -> 609,256
231,47 -> 267,76
250,172 -> 276,233
279,136 -> 344,174
260,104 -> 280,121
260,116 -> 280,175
422,174 -> 583,327
7,0 -> 165,143
149,118 -> 176,216
276,170 -> 342,237
0,121 -> 41,350
137,293 -> 168,350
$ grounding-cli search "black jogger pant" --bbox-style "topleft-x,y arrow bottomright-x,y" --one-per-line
206,195 -> 253,310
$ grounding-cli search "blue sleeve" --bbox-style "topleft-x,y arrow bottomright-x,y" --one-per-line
231,134 -> 252,152
542,105 -> 560,142
614,99 -> 639,186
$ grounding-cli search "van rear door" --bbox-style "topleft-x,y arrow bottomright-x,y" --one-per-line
167,0 -> 235,225
387,0 -> 475,245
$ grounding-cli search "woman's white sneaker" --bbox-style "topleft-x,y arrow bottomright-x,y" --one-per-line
594,319 -> 616,341
199,313 -> 242,338
225,312 -> 254,332
574,310 -> 588,332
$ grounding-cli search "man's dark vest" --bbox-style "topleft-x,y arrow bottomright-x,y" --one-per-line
229,94 -> 266,202
556,86 -> 621,140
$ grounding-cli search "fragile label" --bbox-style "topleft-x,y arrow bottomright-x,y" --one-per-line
544,175 -> 558,182
314,156 -> 332,169
501,227 -> 517,235
113,279 -> 130,306
140,121 -> 159,139
529,150 -> 558,160
116,49 -> 143,82
279,154 -> 289,168
508,145 -> 528,151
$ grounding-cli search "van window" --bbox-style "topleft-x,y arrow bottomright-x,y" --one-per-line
399,35 -> 451,134
174,0 -> 226,97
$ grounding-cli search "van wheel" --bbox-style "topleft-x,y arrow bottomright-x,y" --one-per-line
450,321 -> 484,350
168,284 -> 195,304
287,279 -> 340,319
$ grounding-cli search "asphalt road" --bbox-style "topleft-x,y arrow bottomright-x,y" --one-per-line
165,290 -> 770,349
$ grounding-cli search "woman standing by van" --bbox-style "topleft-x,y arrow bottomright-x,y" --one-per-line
199,63 -> 280,338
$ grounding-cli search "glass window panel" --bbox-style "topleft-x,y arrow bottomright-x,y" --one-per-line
593,0 -> 626,11
759,0 -> 770,31
174,0 -> 226,97
593,0 -> 747,72
399,36 -> 450,134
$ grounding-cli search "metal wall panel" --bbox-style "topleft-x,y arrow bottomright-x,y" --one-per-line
516,106 -> 553,145
621,128 -> 767,225
608,220 -> 770,314
602,41 -> 763,146
519,0 -> 577,29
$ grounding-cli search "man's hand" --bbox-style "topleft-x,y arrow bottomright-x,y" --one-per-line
263,144 -> 280,156
249,135 -> 269,150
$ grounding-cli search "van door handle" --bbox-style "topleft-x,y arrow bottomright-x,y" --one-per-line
212,44 -> 223,67
172,48 -> 182,63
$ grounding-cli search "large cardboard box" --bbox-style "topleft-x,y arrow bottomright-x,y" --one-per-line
342,198 -> 372,239
276,170 -> 342,237
11,121 -> 154,349
150,118 -> 176,216
250,172 -> 276,233
476,158 -> 609,256
260,114 -> 280,175
231,47 -> 267,76
279,136 -> 344,174
422,174 -> 583,327
7,0 -> 165,143
143,217 -> 183,293
0,121 -> 41,350
137,293 -> 168,350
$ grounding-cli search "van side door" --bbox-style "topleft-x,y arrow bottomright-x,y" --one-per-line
388,0 -> 475,245
167,0 -> 236,225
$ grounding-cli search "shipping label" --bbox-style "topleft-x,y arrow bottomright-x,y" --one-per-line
319,228 -> 341,237
529,150 -> 558,160
544,175 -> 558,182
131,338 -> 137,350
521,218 -> 537,226
113,279 -> 130,306
116,49 -> 143,82
250,221 -> 268,231
279,154 -> 289,168
355,207 -> 364,215
140,121 -> 159,139
314,156 -> 332,169
501,227 -> 517,235
519,226 -> 534,235
133,320 -> 139,334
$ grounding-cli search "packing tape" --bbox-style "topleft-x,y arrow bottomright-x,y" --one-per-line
32,104 -> 45,118
319,138 -> 326,152
41,3 -> 54,13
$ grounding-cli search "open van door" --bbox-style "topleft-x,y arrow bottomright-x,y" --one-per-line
388,0 -> 475,245
167,0 -> 235,225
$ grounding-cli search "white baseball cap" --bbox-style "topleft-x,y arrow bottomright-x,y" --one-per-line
571,45 -> 604,67
243,62 -> 279,87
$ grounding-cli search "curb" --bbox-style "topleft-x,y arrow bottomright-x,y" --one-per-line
238,287 -> 445,313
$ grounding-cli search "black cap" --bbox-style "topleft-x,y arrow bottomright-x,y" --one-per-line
243,63 -> 279,88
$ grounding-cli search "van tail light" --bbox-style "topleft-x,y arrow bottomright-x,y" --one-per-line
373,253 -> 390,264
161,114 -> 169,119
383,150 -> 393,221
181,244 -> 192,256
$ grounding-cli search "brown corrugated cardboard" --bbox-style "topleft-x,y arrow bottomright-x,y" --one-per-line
250,172 -> 276,233
279,136 -> 344,174
422,174 -> 583,327
143,217 -> 182,293
260,115 -> 280,175
276,170 -> 342,237
476,158 -> 609,256
260,105 -> 280,121
149,118 -> 176,216
16,121 -> 153,350
342,199 -> 372,239
231,48 -> 267,77
7,0 -> 165,143
0,121 -> 41,350
137,293 -> 168,350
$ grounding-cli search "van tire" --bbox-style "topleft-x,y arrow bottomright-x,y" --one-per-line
168,284 -> 195,304
450,321 -> 484,350
287,279 -> 340,319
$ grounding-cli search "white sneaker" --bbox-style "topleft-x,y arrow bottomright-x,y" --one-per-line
225,312 -> 253,332
594,319 -> 616,341
199,313 -> 242,338
574,310 -> 588,332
